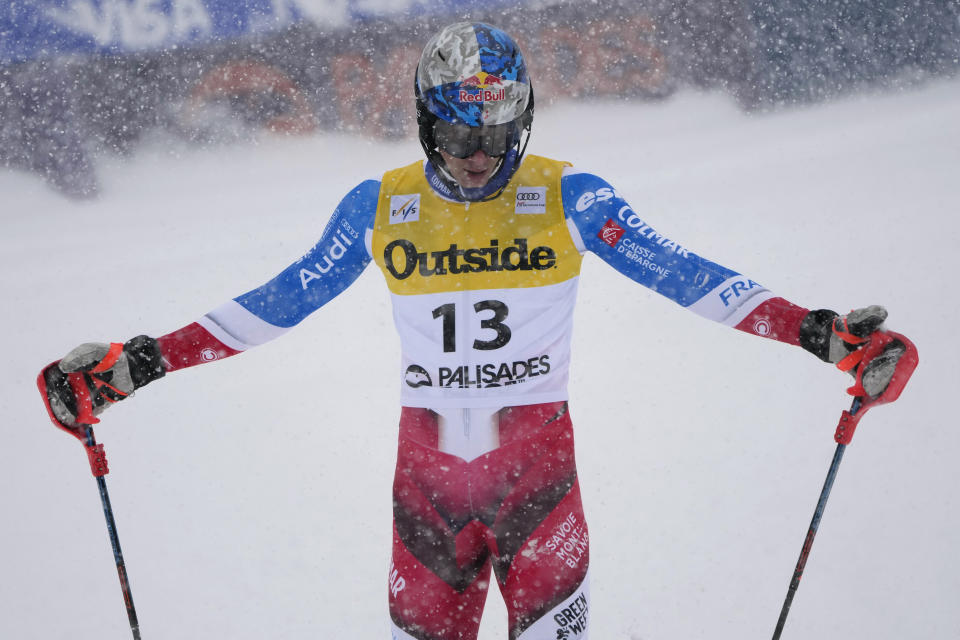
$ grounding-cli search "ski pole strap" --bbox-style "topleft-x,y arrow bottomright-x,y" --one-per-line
831,316 -> 869,347
835,348 -> 865,373
90,342 -> 125,373
831,316 -> 874,373
67,371 -> 100,425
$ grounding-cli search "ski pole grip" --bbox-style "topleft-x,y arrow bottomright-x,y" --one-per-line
85,442 -> 110,477
834,330 -> 918,445
834,409 -> 863,445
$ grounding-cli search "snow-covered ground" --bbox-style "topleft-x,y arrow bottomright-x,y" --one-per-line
2,78 -> 958,639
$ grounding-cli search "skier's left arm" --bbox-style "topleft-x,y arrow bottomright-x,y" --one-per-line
562,169 -> 913,398
562,169 -> 808,342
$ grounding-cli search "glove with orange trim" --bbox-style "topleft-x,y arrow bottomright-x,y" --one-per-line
41,336 -> 165,428
799,305 -> 907,398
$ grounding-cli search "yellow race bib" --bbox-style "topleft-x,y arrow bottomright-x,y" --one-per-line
372,155 -> 583,408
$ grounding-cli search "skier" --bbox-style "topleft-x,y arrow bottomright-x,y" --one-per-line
39,22 -> 914,640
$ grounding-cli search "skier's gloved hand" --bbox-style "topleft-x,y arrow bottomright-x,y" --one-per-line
858,338 -> 908,398
42,336 -> 165,428
801,305 -> 887,365
799,305 -> 905,398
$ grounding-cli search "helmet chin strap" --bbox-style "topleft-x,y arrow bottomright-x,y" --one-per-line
433,158 -> 499,196
427,151 -> 516,202
440,156 -> 505,199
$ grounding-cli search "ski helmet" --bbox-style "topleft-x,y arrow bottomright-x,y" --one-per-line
415,22 -> 534,201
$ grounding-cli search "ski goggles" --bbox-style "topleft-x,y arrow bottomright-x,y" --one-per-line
433,119 -> 522,159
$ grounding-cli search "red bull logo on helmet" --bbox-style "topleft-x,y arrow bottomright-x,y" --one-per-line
459,71 -> 505,103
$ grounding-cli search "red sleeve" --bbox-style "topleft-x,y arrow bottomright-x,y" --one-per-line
733,297 -> 808,346
156,322 -> 242,372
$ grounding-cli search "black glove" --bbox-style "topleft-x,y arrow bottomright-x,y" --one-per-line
42,335 -> 165,428
799,305 -> 906,398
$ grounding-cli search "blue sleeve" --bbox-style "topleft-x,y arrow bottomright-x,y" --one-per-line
562,171 -> 770,320
233,179 -> 378,328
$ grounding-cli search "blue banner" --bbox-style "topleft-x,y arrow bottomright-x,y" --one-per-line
0,0 -> 517,64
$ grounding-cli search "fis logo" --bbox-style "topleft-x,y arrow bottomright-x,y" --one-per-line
515,186 -> 546,214
598,219 -> 625,247
390,194 -> 420,224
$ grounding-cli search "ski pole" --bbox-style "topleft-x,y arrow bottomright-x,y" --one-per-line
83,424 -> 142,640
38,365 -> 142,639
771,396 -> 860,640
771,329 -> 918,639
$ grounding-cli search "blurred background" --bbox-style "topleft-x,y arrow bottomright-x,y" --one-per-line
2,0 -> 958,198
3,3 -> 960,640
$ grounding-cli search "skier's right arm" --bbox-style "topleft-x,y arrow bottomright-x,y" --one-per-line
40,180 -> 380,429
159,179 -> 378,371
